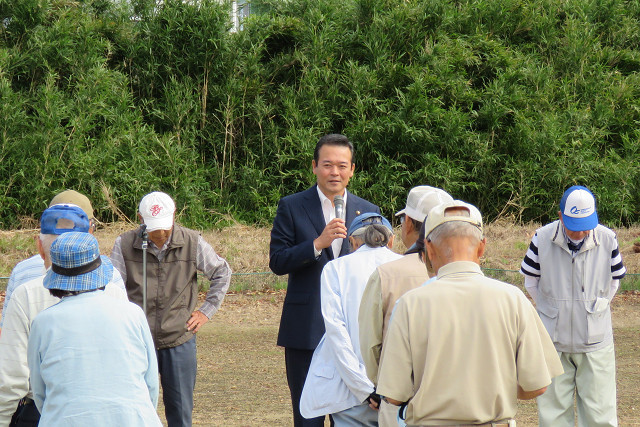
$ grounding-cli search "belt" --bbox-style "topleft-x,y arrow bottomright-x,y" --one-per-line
458,424 -> 509,427
424,422 -> 512,427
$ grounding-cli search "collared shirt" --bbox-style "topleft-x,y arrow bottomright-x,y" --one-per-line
110,231 -> 230,318
1,255 -> 45,327
300,245 -> 402,418
28,291 -> 161,426
315,186 -> 347,259
377,261 -> 562,426
0,270 -> 127,426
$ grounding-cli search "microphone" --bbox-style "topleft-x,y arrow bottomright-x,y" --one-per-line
139,224 -> 148,248
334,195 -> 345,220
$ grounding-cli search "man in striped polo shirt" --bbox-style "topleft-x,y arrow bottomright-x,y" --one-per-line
520,185 -> 625,427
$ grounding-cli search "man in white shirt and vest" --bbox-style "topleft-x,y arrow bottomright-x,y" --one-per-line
521,186 -> 625,426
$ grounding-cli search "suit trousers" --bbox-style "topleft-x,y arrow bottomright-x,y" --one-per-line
158,336 -> 197,427
285,347 -> 328,427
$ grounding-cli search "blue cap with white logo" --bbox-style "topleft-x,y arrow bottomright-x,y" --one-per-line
559,186 -> 598,232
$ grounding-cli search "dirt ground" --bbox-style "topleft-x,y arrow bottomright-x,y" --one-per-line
184,291 -> 640,427
1,222 -> 639,425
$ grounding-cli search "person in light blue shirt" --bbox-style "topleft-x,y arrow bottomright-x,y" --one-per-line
27,232 -> 160,427
0,204 -> 128,427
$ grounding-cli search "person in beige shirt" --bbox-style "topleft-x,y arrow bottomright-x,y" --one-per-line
359,186 -> 452,427
377,200 -> 563,426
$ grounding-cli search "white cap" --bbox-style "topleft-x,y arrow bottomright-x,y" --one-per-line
424,200 -> 483,238
139,192 -> 175,231
395,186 -> 454,222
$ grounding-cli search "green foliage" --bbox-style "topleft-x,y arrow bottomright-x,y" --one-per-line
1,0 -> 640,228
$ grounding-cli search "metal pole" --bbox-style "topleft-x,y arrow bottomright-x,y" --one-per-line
140,224 -> 148,314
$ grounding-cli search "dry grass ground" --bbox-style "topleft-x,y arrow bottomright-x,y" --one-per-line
0,221 -> 639,426
187,290 -> 639,426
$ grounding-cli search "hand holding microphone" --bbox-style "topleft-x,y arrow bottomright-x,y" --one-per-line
313,195 -> 347,250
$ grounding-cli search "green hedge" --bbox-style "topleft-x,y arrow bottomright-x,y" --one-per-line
1,0 -> 639,228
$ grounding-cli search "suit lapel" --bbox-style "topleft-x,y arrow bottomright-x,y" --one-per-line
300,186 -> 331,258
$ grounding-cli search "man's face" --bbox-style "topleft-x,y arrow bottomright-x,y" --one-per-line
312,145 -> 355,200
400,214 -> 417,247
148,227 -> 173,248
558,212 -> 591,240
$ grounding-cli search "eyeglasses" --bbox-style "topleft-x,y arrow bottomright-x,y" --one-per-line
400,214 -> 406,225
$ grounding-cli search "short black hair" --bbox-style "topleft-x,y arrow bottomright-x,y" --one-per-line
313,134 -> 354,163
409,217 -> 423,232
416,219 -> 426,256
49,287 -> 105,299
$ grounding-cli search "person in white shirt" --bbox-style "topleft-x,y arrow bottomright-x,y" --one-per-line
300,213 -> 402,426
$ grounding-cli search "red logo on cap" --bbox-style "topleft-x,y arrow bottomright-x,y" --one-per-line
150,205 -> 163,217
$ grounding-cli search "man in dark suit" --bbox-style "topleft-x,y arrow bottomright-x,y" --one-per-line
270,134 -> 380,426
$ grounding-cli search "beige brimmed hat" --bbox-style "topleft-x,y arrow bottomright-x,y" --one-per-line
424,200 -> 483,238
49,190 -> 94,220
139,191 -> 175,231
396,186 -> 453,222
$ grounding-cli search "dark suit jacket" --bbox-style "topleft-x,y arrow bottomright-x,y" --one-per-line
269,185 -> 380,350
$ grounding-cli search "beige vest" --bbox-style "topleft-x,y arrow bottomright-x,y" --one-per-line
119,224 -> 199,349
377,253 -> 429,340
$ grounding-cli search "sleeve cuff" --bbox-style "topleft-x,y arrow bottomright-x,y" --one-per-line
197,303 -> 215,319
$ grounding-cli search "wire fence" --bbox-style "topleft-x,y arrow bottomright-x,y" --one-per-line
2,268 -> 639,294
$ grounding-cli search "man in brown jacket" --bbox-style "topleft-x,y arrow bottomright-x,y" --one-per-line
111,191 -> 231,427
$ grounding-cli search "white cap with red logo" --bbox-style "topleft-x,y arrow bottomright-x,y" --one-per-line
139,192 -> 175,231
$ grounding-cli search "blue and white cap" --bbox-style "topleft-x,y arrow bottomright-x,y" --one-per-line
559,186 -> 598,232
44,232 -> 113,292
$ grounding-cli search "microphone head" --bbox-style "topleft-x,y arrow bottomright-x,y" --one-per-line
139,223 -> 148,239
334,195 -> 345,220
